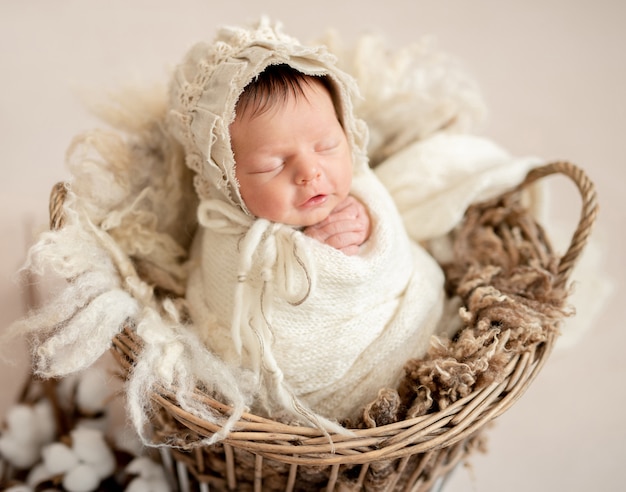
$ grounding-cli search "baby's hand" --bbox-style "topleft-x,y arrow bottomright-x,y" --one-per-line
303,195 -> 371,255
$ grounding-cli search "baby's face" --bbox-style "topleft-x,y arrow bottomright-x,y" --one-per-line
231,79 -> 352,227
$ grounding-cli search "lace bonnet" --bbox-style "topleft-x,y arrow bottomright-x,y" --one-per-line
167,17 -> 369,214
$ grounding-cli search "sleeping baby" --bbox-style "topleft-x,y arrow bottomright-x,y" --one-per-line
168,18 -> 446,426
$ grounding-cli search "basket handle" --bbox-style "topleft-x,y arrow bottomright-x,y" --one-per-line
515,161 -> 598,288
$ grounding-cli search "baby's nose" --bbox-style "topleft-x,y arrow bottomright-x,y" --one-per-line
295,156 -> 321,184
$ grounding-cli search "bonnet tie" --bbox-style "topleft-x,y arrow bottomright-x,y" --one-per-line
196,199 -> 336,434
197,199 -> 315,366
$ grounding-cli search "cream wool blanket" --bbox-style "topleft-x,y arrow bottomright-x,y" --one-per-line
375,132 -> 544,244
186,168 -> 445,421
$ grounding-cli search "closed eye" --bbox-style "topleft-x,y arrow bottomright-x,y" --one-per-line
249,160 -> 285,175
315,139 -> 340,153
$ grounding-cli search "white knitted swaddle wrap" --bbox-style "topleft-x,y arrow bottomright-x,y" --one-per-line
186,169 -> 445,421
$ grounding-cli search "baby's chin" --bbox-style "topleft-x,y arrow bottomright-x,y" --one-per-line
252,212 -> 328,228
248,208 -> 323,227
292,208 -> 335,229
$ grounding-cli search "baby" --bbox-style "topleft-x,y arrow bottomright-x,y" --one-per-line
170,19 -> 446,425
230,64 -> 371,256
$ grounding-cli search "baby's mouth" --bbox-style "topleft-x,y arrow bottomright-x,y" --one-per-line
302,194 -> 328,207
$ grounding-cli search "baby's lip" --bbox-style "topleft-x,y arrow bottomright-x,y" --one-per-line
300,193 -> 328,208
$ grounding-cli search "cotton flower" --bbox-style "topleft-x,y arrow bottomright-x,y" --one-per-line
41,442 -> 79,474
58,366 -> 115,435
75,367 -> 110,414
0,400 -> 56,468
125,457 -> 170,492
27,462 -> 54,487
71,427 -> 116,478
32,400 -> 56,444
63,463 -> 101,492
38,427 -> 116,492
0,428 -> 40,469
5,485 -> 33,492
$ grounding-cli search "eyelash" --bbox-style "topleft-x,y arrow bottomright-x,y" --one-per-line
252,160 -> 284,174
251,140 -> 341,174
316,141 -> 339,153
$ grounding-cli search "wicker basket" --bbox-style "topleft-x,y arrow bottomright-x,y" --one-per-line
47,161 -> 597,492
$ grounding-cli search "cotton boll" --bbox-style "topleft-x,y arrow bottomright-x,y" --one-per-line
76,367 -> 109,413
125,457 -> 169,492
27,462 -> 53,486
63,463 -> 101,492
70,428 -> 115,479
126,476 -> 170,492
0,432 -> 40,468
41,442 -> 79,474
4,405 -> 38,444
0,400 -> 56,468
27,462 -> 54,486
125,456 -> 152,477
0,402 -> 57,468
5,485 -> 33,492
57,374 -> 80,407
33,400 -> 56,444
125,456 -> 164,479
125,478 -> 151,492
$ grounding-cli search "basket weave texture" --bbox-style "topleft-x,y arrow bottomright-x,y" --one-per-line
48,161 -> 597,492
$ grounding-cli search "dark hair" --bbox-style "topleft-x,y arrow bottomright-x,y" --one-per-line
235,64 -> 339,119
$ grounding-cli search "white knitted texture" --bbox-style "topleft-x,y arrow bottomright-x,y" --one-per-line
187,169 -> 445,422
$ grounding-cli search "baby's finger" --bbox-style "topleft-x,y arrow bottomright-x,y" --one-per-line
330,197 -> 358,215
339,244 -> 361,256
308,218 -> 365,242
312,207 -> 361,230
324,230 -> 366,251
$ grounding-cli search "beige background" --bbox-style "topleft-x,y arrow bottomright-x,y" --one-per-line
1,1 -> 624,490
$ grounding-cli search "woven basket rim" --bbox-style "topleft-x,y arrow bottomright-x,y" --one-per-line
109,327 -> 554,465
